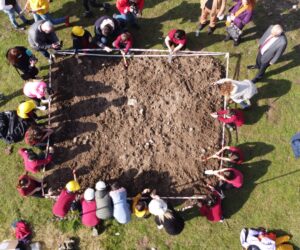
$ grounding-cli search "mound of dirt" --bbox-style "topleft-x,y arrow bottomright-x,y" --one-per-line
46,54 -> 225,197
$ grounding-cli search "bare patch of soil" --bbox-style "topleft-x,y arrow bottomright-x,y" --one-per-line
45,54 -> 225,197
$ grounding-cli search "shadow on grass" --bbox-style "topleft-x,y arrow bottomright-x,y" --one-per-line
222,159 -> 271,218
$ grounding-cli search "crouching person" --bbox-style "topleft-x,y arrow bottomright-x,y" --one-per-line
109,182 -> 131,224
81,188 -> 100,236
148,194 -> 185,236
95,181 -> 113,220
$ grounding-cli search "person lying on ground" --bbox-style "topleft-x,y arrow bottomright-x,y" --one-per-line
224,0 -> 255,46
209,168 -> 243,189
240,227 -> 294,250
81,188 -> 100,236
215,78 -> 257,109
164,29 -> 187,54
16,100 -> 47,124
109,182 -> 131,224
203,145 -> 244,165
95,180 -> 113,220
17,173 -> 46,198
28,20 -> 62,62
198,184 -> 224,222
23,80 -> 51,105
112,32 -> 133,55
52,170 -> 80,219
6,46 -> 38,80
71,26 -> 93,53
211,109 -> 245,129
148,194 -> 185,236
94,15 -> 125,52
24,125 -> 53,148
132,188 -> 152,218
18,147 -> 53,173
82,0 -> 110,18
0,0 -> 31,30
115,0 -> 144,29
247,24 -> 288,83
22,0 -> 69,27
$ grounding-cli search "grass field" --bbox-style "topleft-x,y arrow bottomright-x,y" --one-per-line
0,0 -> 300,249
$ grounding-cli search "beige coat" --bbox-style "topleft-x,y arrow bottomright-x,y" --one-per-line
200,0 -> 227,16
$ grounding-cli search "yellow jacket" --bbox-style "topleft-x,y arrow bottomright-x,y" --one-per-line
200,0 -> 227,17
29,0 -> 49,15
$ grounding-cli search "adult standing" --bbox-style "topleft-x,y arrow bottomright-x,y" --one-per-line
247,24 -> 288,83
28,20 -> 61,62
148,195 -> 185,236
94,15 -> 124,52
94,181 -> 113,220
22,0 -> 69,26
6,46 -> 39,80
115,0 -> 144,29
224,0 -> 255,46
0,0 -> 31,30
197,0 -> 227,35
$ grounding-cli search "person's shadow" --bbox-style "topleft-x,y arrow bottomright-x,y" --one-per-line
222,159 -> 271,218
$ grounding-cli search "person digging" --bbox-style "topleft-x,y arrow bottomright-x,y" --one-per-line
205,168 -> 243,190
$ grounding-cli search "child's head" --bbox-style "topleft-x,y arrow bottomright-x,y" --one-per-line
121,32 -> 130,41
223,170 -> 235,180
174,30 -> 186,40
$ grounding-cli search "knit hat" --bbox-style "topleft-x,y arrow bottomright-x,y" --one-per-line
148,198 -> 168,216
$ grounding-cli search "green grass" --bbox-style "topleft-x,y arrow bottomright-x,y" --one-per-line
0,0 -> 300,249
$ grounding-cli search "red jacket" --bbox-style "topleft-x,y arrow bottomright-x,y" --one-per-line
116,0 -> 144,14
18,148 -> 52,173
113,34 -> 133,53
81,199 -> 100,227
52,189 -> 77,218
217,109 -> 245,127
199,191 -> 222,222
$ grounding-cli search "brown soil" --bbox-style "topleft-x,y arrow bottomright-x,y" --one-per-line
45,54 -> 225,197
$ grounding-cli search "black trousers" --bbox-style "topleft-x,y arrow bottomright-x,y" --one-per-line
83,0 -> 104,12
254,52 -> 270,80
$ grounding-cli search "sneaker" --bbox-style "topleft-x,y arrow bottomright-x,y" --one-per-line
247,65 -> 258,70
207,26 -> 216,35
83,11 -> 93,17
102,2 -> 111,12
65,16 -> 70,27
92,227 -> 99,236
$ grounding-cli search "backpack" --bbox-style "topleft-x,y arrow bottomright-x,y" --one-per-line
0,111 -> 30,144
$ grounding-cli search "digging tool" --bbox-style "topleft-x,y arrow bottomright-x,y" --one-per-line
122,52 -> 128,68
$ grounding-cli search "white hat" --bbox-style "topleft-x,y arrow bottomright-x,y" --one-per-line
84,188 -> 95,201
95,181 -> 106,191
149,198 -> 168,216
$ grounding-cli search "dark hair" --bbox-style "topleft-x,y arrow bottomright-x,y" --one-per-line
174,30 -> 186,40
102,25 -> 113,36
6,47 -> 23,65
135,201 -> 147,211
223,170 -> 235,180
111,182 -> 120,191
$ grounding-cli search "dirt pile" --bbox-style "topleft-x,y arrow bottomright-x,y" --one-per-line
46,54 -> 225,196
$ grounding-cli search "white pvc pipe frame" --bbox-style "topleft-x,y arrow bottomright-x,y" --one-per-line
47,48 -> 230,198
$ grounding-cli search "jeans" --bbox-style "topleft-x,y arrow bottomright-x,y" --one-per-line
3,4 -> 28,28
33,12 -> 66,25
115,12 -> 136,26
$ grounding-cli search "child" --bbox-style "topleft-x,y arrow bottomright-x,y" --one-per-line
211,109 -> 245,129
81,188 -> 100,236
132,188 -> 151,218
52,170 -> 80,219
164,29 -> 187,54
23,80 -> 51,105
112,32 -> 133,55
18,147 -> 53,173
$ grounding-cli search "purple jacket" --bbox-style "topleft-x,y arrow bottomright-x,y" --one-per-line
230,0 -> 254,30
